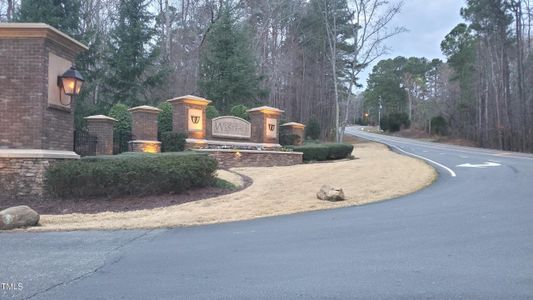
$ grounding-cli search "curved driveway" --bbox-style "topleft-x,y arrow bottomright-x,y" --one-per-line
2,126 -> 533,299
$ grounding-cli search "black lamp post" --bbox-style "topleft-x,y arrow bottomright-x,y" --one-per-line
57,65 -> 84,106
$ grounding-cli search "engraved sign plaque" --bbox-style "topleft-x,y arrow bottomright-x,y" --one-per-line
212,116 -> 251,139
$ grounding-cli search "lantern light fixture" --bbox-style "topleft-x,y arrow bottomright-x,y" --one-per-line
57,65 -> 84,106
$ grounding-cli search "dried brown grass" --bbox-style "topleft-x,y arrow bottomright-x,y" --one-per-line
29,142 -> 436,231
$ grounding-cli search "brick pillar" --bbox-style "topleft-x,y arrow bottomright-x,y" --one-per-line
0,23 -> 88,202
247,106 -> 284,146
128,105 -> 162,153
280,122 -> 306,145
167,95 -> 211,140
84,115 -> 117,155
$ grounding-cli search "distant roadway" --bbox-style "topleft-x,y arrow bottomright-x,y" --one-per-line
1,126 -> 533,299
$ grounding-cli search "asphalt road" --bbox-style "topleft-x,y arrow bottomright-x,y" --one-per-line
2,126 -> 533,299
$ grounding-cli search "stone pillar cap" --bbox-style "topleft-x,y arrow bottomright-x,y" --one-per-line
0,23 -> 88,53
281,122 -> 305,128
167,95 -> 212,106
247,106 -> 285,114
84,115 -> 117,122
128,105 -> 162,113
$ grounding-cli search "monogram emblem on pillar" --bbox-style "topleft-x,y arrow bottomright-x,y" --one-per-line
268,124 -> 275,131
191,115 -> 200,124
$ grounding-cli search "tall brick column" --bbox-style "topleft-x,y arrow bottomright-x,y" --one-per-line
167,95 -> 211,140
128,105 -> 162,153
247,106 -> 284,146
84,115 -> 117,155
280,122 -> 306,145
0,23 -> 88,202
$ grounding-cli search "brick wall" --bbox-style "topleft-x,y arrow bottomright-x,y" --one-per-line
0,37 -> 78,151
171,102 -> 188,134
131,111 -> 159,141
249,112 -> 281,144
86,120 -> 115,155
197,149 -> 303,169
0,38 -> 46,149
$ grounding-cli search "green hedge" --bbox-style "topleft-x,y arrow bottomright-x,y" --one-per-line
160,131 -> 187,152
326,143 -> 354,159
291,143 -> 354,161
45,152 -> 218,199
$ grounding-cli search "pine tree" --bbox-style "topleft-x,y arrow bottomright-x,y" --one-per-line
106,0 -> 161,107
199,5 -> 266,113
15,0 -> 81,37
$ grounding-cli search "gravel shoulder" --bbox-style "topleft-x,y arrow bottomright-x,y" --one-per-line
28,141 -> 437,231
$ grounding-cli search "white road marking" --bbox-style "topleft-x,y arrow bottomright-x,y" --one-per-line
457,162 -> 502,168
358,134 -> 458,178
348,129 -> 458,177
391,146 -> 457,177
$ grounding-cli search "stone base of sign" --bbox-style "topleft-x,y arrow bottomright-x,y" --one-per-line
196,149 -> 303,169
128,140 -> 161,153
0,149 -> 79,202
185,138 -> 282,150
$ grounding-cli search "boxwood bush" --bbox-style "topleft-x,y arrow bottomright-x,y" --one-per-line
45,152 -> 217,199
160,131 -> 187,152
326,143 -> 354,159
291,143 -> 354,161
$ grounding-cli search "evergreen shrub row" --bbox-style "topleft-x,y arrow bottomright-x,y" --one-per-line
291,143 -> 354,161
45,152 -> 218,199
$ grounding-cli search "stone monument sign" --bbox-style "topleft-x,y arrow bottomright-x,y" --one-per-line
211,116 -> 251,139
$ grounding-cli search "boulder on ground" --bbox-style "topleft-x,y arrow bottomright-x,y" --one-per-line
0,206 -> 40,230
316,185 -> 345,202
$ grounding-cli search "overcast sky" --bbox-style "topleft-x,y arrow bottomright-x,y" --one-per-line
358,0 -> 465,88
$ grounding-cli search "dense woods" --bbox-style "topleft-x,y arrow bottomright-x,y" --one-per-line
0,0 -> 403,141
362,0 -> 533,152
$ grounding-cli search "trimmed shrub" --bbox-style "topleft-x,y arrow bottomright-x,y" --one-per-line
160,131 -> 187,152
280,133 -> 301,146
292,144 -> 330,161
305,118 -> 321,140
206,105 -> 220,119
45,152 -> 218,199
109,103 -> 132,153
158,102 -> 173,137
291,143 -> 354,161
325,143 -> 354,159
230,104 -> 249,120
109,103 -> 131,133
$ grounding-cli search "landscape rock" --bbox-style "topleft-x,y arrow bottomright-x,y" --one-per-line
0,206 -> 40,230
316,185 -> 345,202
